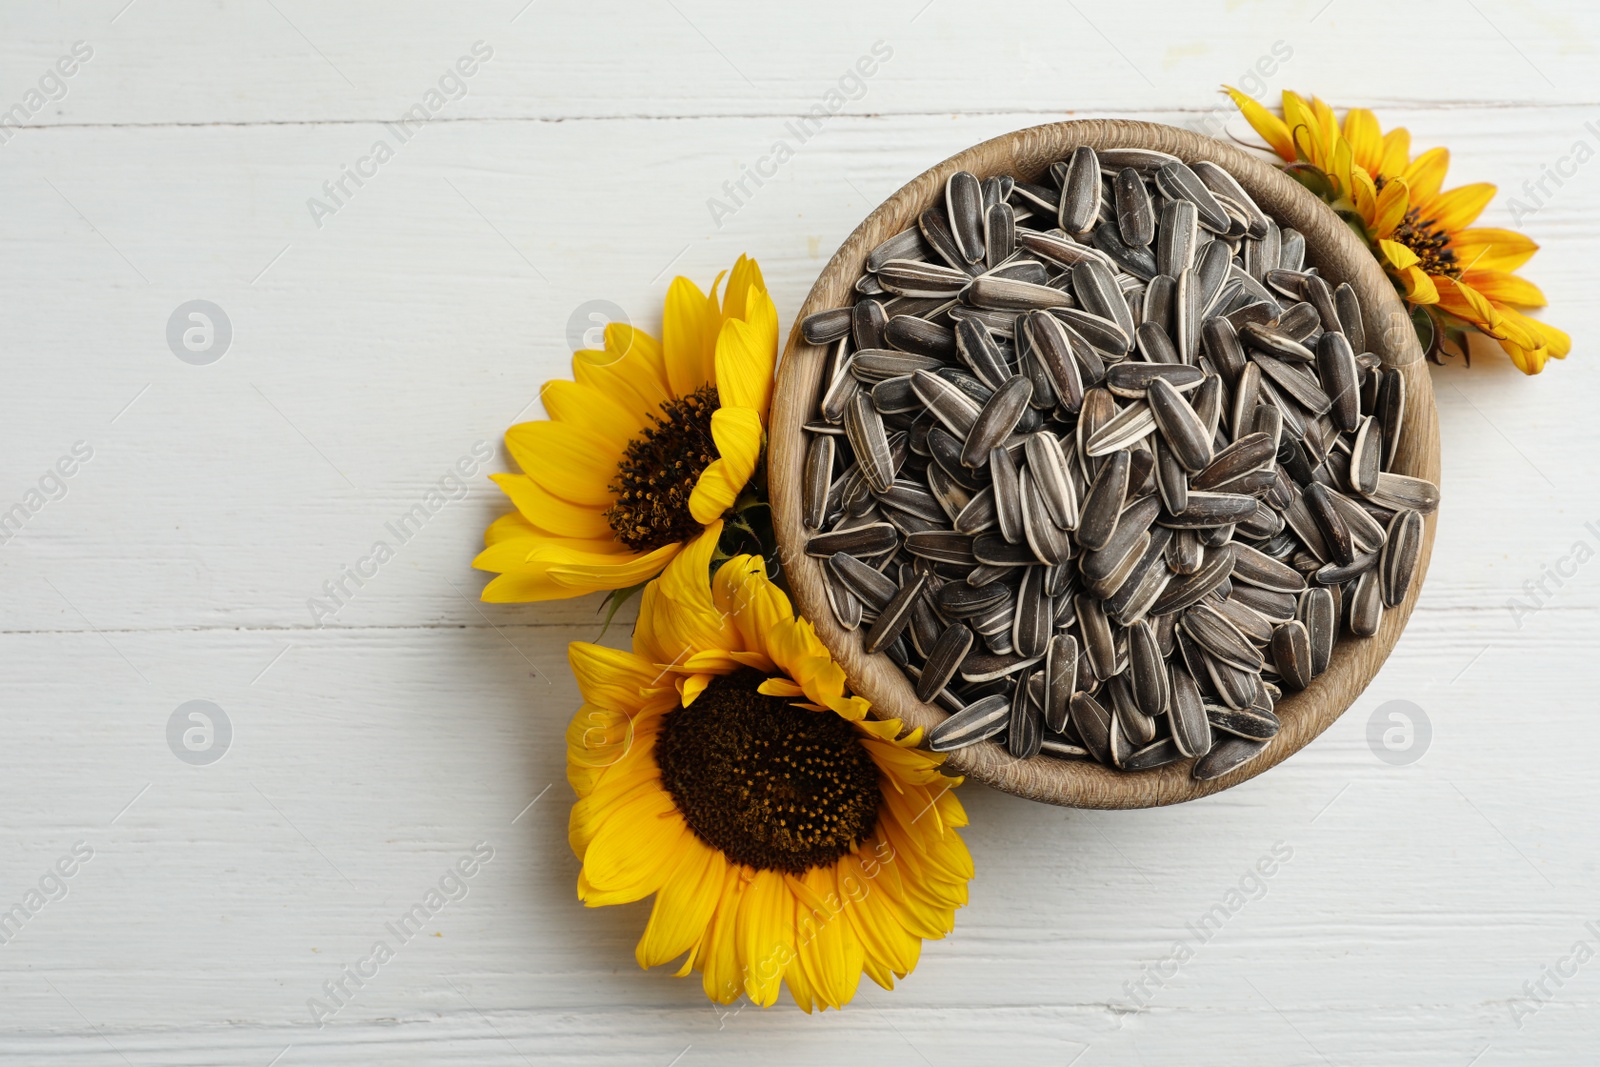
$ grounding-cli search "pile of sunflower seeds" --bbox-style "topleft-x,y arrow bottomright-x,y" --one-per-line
797,146 -> 1439,781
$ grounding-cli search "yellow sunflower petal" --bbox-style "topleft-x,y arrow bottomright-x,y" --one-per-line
1378,239 -> 1420,271
687,406 -> 763,524
1223,86 -> 1295,162
1310,95 -> 1340,166
1402,267 -> 1439,305
1434,276 -> 1518,339
698,864 -> 750,1005
636,837 -> 726,970
1373,177 -> 1410,239
1461,268 -> 1547,308
488,473 -> 612,540
572,326 -> 673,424
713,316 -> 776,416
1379,126 -> 1412,178
1423,181 -> 1496,233
504,420 -> 619,507
539,379 -> 640,450
580,787 -> 687,905
567,642 -> 660,711
1343,107 -> 1384,177
736,869 -> 793,1007
1399,146 -> 1450,207
1450,228 -> 1539,273
1282,91 -> 1324,168
1349,166 -> 1378,225
663,275 -> 719,397
1501,306 -> 1570,357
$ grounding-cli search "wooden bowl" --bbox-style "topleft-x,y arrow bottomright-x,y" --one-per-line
769,120 -> 1440,808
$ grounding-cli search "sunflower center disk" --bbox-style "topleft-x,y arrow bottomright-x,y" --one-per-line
605,384 -> 720,552
655,669 -> 881,874
1392,208 -> 1459,278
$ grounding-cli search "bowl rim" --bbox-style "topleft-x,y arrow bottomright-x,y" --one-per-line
768,118 -> 1440,808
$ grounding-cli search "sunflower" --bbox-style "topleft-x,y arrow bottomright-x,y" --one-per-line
564,525 -> 972,1011
1224,88 -> 1570,374
474,256 -> 778,601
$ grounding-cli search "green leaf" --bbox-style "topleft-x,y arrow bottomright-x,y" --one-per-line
596,579 -> 649,638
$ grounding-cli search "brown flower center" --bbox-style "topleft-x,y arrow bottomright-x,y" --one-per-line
1374,175 -> 1460,279
654,669 -> 880,874
605,385 -> 720,552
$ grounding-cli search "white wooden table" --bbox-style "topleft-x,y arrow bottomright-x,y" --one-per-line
2,2 -> 1594,1063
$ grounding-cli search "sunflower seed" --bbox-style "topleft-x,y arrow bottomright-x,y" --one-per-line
1150,201 -> 1196,282
1052,306 -> 1132,354
802,307 -> 853,345
961,375 -> 1034,467
878,258 -> 971,297
807,521 -> 899,559
1085,400 -> 1156,456
1045,633 -> 1078,733
1241,320 -> 1316,364
1181,602 -> 1264,672
1317,330 -> 1361,432
1349,568 -> 1383,637
1279,228 -> 1306,272
1149,543 -> 1236,616
803,435 -> 835,529
1107,361 -> 1204,398
868,227 -> 932,272
1350,417 -> 1383,496
1060,146 -> 1102,234
1069,691 -> 1114,764
1113,166 -> 1155,247
1169,662 -> 1213,758
1108,675 -> 1158,747
844,391 -> 894,494
1207,701 -> 1281,740
1147,377 -> 1214,472
917,622 -> 974,702
1255,352 -> 1332,416
1125,737 -> 1183,770
1156,161 -> 1231,233
823,564 -> 864,631
968,274 -> 1073,311
910,369 -> 983,436
1364,471 -> 1440,514
1192,735 -> 1267,780
1270,620 -> 1313,690
1230,541 -> 1307,592
1376,368 -> 1406,466
926,693 -> 1011,751
884,314 -> 957,358
1020,310 -> 1086,415
1077,449 -> 1130,551
905,530 -> 978,566
1191,160 -> 1270,237
863,572 -> 929,654
985,444 -> 1023,545
1072,259 -> 1136,341
1007,669 -> 1043,759
830,551 -> 897,610
1020,467 -> 1072,565
1129,619 -> 1169,716
960,648 -> 1043,683
1382,509 -> 1423,607
1334,282 -> 1365,352
1229,582 -> 1297,622
1297,586 -> 1336,675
